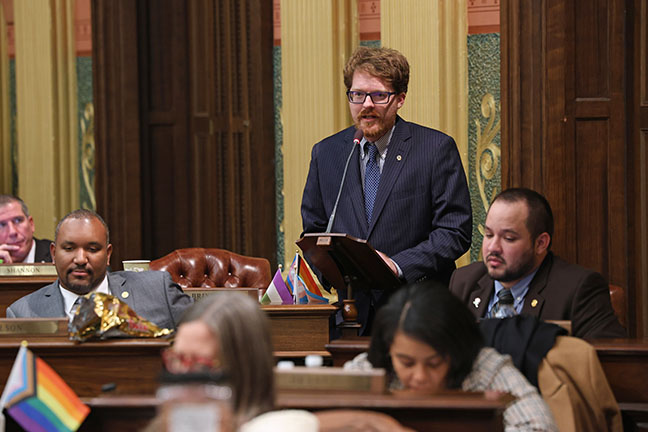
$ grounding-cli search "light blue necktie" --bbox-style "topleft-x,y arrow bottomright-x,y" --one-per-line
364,142 -> 380,224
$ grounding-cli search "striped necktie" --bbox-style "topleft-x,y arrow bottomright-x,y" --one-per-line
489,289 -> 517,318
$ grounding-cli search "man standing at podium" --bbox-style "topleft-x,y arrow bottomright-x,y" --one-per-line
301,47 -> 472,334
7,209 -> 192,330
0,195 -> 53,264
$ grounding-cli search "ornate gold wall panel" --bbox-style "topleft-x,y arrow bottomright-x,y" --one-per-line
280,0 -> 358,267
474,93 -> 500,237
381,0 -> 469,265
14,0 -> 78,238
0,3 -> 10,192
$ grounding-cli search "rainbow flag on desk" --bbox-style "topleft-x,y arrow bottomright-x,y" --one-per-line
286,253 -> 330,304
0,345 -> 89,432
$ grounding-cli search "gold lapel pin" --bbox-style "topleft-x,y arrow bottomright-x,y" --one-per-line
473,298 -> 481,308
121,291 -> 130,299
531,299 -> 538,307
396,155 -> 402,161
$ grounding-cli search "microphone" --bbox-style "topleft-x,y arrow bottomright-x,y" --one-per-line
326,129 -> 363,233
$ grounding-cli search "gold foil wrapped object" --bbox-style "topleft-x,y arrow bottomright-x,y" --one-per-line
69,292 -> 173,341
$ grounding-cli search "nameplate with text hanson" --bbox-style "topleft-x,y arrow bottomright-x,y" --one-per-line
0,264 -> 58,277
0,318 -> 68,336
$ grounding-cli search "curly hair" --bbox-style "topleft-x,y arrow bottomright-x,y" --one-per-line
343,46 -> 410,94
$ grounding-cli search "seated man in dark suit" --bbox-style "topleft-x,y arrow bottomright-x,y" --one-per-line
449,188 -> 625,339
0,195 -> 52,263
6,209 -> 192,330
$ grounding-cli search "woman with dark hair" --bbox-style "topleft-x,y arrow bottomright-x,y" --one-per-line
347,281 -> 557,431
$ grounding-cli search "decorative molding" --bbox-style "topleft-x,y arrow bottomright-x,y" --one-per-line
468,0 -> 499,34
475,93 -> 500,236
273,0 -> 280,45
75,19 -> 92,55
358,0 -> 379,41
80,102 -> 95,210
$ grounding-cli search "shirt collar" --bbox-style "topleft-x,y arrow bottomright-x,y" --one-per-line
493,268 -> 540,312
23,240 -> 36,263
60,274 -> 110,320
359,125 -> 396,159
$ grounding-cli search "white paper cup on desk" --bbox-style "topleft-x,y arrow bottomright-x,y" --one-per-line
122,260 -> 150,272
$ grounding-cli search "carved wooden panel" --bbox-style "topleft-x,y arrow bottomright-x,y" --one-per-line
502,0 -> 633,332
94,0 -> 276,268
628,0 -> 648,335
187,0 -> 276,263
137,0 -> 191,260
93,0 -> 143,269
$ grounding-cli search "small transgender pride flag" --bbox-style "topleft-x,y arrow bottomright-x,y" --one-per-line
0,344 -> 90,432
285,253 -> 328,304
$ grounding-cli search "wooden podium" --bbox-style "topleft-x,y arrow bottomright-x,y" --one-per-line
297,233 -> 402,335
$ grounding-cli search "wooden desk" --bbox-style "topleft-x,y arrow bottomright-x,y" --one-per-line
263,304 -> 336,358
0,302 -> 337,397
0,275 -> 56,317
0,338 -> 168,397
592,338 -> 648,429
68,391 -> 508,432
278,390 -> 508,432
0,280 -> 336,356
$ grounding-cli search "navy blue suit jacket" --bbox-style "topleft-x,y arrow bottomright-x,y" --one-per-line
301,117 -> 472,331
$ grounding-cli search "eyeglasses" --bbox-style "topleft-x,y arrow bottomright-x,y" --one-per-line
346,90 -> 397,104
162,348 -> 222,374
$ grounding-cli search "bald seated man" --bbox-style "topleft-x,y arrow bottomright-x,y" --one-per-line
7,209 -> 192,330
0,195 -> 52,264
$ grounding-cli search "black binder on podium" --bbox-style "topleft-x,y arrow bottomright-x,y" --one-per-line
296,233 -> 402,299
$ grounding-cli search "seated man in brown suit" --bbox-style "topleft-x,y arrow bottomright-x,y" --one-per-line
449,188 -> 625,339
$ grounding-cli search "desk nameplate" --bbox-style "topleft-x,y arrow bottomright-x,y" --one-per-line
275,366 -> 386,393
0,318 -> 68,337
0,264 -> 57,277
184,287 -> 259,303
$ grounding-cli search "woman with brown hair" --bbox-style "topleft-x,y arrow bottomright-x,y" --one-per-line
163,292 -> 275,427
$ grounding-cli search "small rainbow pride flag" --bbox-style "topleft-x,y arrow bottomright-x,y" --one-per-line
286,253 -> 329,304
0,345 -> 90,432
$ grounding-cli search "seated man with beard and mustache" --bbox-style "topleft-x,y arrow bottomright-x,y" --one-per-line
6,209 -> 192,330
449,188 -> 625,339
301,47 -> 472,335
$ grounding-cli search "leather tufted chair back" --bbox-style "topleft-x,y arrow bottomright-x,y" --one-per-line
149,248 -> 271,293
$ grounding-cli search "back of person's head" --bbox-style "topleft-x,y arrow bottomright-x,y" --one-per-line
0,195 -> 29,216
180,293 -> 275,423
343,46 -> 410,94
368,281 -> 483,388
491,188 -> 554,245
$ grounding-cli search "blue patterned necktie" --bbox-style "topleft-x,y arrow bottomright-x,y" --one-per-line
364,142 -> 381,224
489,289 -> 517,318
